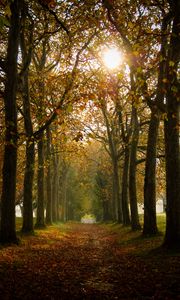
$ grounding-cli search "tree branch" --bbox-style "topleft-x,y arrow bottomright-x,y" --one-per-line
38,0 -> 70,37
33,32 -> 96,139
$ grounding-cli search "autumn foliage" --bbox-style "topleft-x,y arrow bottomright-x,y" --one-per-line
0,0 -> 179,250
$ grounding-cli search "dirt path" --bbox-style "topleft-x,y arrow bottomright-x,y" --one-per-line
0,223 -> 179,299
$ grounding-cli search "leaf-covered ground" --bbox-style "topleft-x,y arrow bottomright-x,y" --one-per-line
0,223 -> 180,299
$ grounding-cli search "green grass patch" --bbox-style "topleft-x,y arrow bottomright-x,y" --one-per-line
156,213 -> 166,233
16,217 -> 23,231
100,214 -> 166,255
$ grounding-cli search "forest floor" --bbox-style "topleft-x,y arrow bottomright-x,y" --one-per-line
0,221 -> 180,300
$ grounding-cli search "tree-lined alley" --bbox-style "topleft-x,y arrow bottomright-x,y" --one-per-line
0,0 -> 179,249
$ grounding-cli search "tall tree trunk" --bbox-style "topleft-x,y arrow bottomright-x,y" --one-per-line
45,127 -> 52,224
22,140 -> 35,232
163,2 -> 180,248
113,158 -> 123,223
129,107 -> 141,230
51,149 -> 57,222
101,103 -> 121,222
35,133 -> 45,228
143,7 -> 171,236
102,199 -> 110,222
143,110 -> 160,235
46,163 -> 52,224
112,171 -> 118,221
122,146 -> 131,225
20,13 -> 35,233
56,155 -> 60,222
62,171 -> 67,222
0,0 -> 21,243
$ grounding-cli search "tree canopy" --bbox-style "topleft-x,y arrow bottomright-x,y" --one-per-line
0,0 -> 179,249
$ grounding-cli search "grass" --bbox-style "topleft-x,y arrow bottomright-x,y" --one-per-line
15,214 -> 168,255
156,213 -> 166,232
16,217 -> 23,230
100,213 -> 167,255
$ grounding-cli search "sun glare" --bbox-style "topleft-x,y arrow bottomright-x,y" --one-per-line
102,47 -> 122,69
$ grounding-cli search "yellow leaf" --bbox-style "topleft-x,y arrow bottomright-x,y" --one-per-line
5,5 -> 11,17
169,61 -> 175,67
128,22 -> 134,29
162,78 -> 168,83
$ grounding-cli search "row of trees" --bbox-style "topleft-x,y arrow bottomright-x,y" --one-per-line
0,0 -> 100,241
0,0 -> 179,249
100,1 -> 179,249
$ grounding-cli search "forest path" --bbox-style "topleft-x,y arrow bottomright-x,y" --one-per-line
0,223 -> 180,299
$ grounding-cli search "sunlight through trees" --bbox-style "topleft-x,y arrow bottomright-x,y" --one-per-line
0,0 -> 179,249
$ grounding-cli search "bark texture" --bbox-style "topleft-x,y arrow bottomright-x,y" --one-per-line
0,0 -> 21,243
35,133 -> 45,228
129,107 -> 141,230
122,146 -> 131,225
143,111 -> 159,235
163,1 -> 180,248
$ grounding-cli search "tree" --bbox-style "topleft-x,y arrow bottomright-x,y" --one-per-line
142,4 -> 170,235
102,0 -> 167,235
20,1 -> 35,233
129,106 -> 141,230
102,0 -> 152,230
163,0 -> 180,248
0,0 -> 21,243
95,169 -> 112,222
101,100 -> 123,222
45,126 -> 52,224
